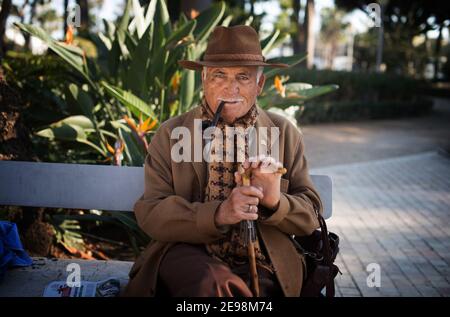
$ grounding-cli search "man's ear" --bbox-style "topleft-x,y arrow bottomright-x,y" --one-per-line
257,74 -> 265,95
201,68 -> 205,85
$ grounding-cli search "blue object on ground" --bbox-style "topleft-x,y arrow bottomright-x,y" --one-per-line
0,221 -> 33,279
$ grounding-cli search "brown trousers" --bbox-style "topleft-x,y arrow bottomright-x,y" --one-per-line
158,243 -> 283,297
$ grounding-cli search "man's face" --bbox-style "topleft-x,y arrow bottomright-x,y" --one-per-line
202,66 -> 265,124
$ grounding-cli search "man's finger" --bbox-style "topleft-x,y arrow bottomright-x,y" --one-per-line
239,197 -> 259,208
248,155 -> 263,169
248,205 -> 258,214
239,212 -> 258,221
239,185 -> 264,199
260,157 -> 283,174
234,171 -> 242,186
260,157 -> 276,171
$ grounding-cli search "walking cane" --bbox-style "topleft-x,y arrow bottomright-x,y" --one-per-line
238,164 -> 287,297
238,165 -> 260,297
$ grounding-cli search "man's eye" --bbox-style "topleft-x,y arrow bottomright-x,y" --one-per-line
238,76 -> 249,80
214,73 -> 225,78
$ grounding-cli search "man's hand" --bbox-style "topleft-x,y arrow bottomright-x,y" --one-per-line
214,186 -> 264,226
235,155 -> 283,210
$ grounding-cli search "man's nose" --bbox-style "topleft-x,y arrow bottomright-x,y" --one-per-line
224,78 -> 240,94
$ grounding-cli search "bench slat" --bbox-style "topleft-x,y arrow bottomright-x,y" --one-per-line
0,161 -> 332,218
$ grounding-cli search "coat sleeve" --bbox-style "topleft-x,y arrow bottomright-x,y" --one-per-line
133,127 -> 227,244
259,132 -> 323,236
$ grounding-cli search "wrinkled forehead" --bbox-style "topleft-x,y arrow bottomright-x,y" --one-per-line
205,66 -> 259,75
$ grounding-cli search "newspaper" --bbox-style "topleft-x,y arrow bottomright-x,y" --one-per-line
43,278 -> 121,297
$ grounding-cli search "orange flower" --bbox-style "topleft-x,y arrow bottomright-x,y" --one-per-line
65,25 -> 74,45
274,75 -> 286,98
123,115 -> 138,133
124,115 -> 157,137
123,115 -> 157,151
106,142 -> 115,155
190,9 -> 199,19
140,115 -> 158,132
170,72 -> 181,94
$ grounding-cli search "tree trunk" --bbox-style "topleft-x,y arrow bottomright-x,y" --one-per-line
375,3 -> 384,73
433,24 -> 443,81
63,0 -> 69,37
0,0 -> 12,57
24,0 -> 38,50
291,0 -> 305,55
19,0 -> 30,24
77,0 -> 89,33
305,0 -> 315,69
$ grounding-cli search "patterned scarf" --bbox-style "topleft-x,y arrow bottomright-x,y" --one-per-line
201,97 -> 274,273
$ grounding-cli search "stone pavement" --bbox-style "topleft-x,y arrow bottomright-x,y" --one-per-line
311,151 -> 450,297
302,97 -> 450,169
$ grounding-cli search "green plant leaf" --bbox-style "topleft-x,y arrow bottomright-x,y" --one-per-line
192,2 -> 225,46
152,0 -> 172,49
118,0 -> 132,35
263,54 -> 307,79
48,115 -> 95,130
258,84 -> 339,109
261,29 -> 280,55
101,81 -> 157,120
119,126 -> 145,166
165,19 -> 196,49
66,84 -> 95,119
124,23 -> 153,97
145,0 -> 158,26
35,115 -> 106,155
130,0 -> 148,39
36,123 -> 104,154
15,22 -> 93,86
221,15 -> 233,27
179,45 -> 195,112
36,123 -> 86,141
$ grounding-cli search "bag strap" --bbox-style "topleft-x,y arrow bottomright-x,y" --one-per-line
315,208 -> 335,297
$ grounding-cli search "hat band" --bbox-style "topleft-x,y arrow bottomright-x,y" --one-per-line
204,53 -> 265,62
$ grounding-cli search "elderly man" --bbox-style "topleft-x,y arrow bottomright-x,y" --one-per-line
124,25 -> 323,297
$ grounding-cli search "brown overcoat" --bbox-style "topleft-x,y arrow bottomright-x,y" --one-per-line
123,105 -> 323,297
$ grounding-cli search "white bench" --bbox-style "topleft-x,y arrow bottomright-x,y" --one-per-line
0,161 -> 333,297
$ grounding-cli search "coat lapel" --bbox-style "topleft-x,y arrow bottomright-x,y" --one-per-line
186,106 -> 208,197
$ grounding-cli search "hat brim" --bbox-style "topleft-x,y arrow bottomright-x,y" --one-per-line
178,60 -> 289,71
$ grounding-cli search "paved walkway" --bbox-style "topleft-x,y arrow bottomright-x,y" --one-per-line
311,152 -> 450,297
302,97 -> 450,169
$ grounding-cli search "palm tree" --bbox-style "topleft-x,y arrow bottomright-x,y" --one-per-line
291,0 -> 315,69
0,0 -> 12,56
319,7 -> 349,69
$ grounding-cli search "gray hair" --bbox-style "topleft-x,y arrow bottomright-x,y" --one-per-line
202,66 -> 264,83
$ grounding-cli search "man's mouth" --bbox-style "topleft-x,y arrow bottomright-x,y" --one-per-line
218,98 -> 243,105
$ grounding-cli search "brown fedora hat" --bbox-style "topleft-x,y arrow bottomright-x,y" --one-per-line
178,25 -> 289,70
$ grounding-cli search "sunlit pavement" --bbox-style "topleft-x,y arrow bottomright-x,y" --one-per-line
302,97 -> 450,169
311,152 -> 450,297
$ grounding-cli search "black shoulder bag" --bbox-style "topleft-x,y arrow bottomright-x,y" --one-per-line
290,209 -> 341,297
